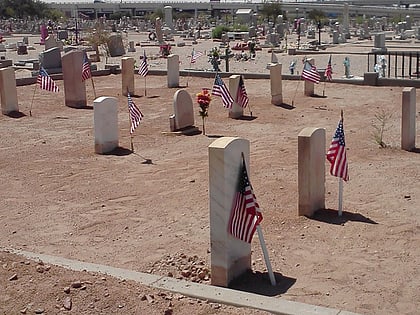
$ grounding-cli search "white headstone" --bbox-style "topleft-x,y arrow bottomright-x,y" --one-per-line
170,89 -> 194,131
62,50 -> 87,108
0,67 -> 19,114
121,57 -> 135,96
167,54 -> 179,88
94,96 -> 119,154
269,63 -> 283,105
401,87 -> 416,151
228,75 -> 243,119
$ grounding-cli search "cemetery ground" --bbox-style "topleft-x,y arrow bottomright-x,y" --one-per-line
1,74 -> 420,313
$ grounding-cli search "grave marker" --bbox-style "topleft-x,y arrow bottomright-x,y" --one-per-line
228,75 -> 243,119
167,54 -> 179,88
269,63 -> 283,105
121,57 -> 135,97
169,89 -> 197,132
94,97 -> 119,154
0,67 -> 19,114
401,87 -> 416,151
62,50 -> 87,108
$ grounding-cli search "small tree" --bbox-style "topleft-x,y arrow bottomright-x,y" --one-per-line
85,21 -> 111,62
371,109 -> 393,148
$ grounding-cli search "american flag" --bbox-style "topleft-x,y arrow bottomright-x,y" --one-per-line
139,50 -> 149,77
325,55 -> 332,81
82,52 -> 92,81
228,156 -> 263,243
236,76 -> 249,108
326,118 -> 349,181
127,92 -> 144,134
191,49 -> 203,64
302,60 -> 320,84
211,74 -> 234,109
37,67 -> 59,93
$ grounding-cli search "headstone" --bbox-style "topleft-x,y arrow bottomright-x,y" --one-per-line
22,36 -> 29,45
298,127 -> 326,217
94,96 -> 119,154
17,42 -> 27,55
0,67 -> 19,114
364,72 -> 378,86
270,51 -> 278,64
208,136 -> 251,287
0,44 -> 5,52
107,34 -> 125,57
164,6 -> 174,30
248,26 -> 256,39
57,30 -> 68,41
169,89 -> 195,131
228,75 -> 243,119
121,57 -> 135,96
269,63 -> 283,105
39,47 -> 61,73
401,87 -> 416,151
304,58 -> 315,96
44,35 -> 58,50
167,54 -> 179,88
155,18 -> 164,44
128,41 -> 136,52
373,33 -> 386,52
332,31 -> 340,44
62,50 -> 87,108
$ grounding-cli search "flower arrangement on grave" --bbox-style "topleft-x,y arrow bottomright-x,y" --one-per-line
196,88 -> 212,135
208,47 -> 221,72
159,44 -> 171,57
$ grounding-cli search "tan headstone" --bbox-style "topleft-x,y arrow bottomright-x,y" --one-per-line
121,57 -> 135,96
269,63 -> 283,105
208,137 -> 251,287
298,127 -> 326,217
170,89 -> 194,131
228,75 -> 243,119
62,50 -> 87,108
94,97 -> 119,154
0,67 -> 19,114
167,54 -> 179,88
401,87 -> 416,151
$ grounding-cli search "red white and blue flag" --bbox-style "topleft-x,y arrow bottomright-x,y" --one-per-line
82,52 -> 92,81
37,67 -> 59,93
302,60 -> 320,84
326,118 -> 349,181
325,55 -> 333,81
139,50 -> 149,77
127,92 -> 144,134
228,156 -> 263,243
236,76 -> 249,108
211,73 -> 234,109
191,49 -> 203,64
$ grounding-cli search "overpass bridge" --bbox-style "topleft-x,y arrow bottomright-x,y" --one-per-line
49,1 -> 420,20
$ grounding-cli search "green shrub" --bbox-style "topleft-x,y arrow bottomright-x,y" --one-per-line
212,25 -> 231,39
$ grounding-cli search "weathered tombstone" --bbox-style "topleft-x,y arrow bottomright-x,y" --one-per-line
128,41 -> 136,52
208,136 -> 251,287
270,51 -> 278,64
169,89 -> 198,133
121,57 -> 135,96
269,63 -> 283,105
107,34 -> 125,57
17,42 -> 27,55
298,127 -> 326,217
164,6 -> 174,30
0,44 -> 5,53
94,97 -> 119,154
373,33 -> 386,52
62,50 -> 87,108
44,35 -> 58,50
155,17 -> 164,44
39,47 -> 61,73
332,31 -> 340,44
167,54 -> 179,88
0,67 -> 19,114
401,87 -> 416,151
57,30 -> 68,41
304,58 -> 315,96
22,36 -> 29,45
228,75 -> 243,119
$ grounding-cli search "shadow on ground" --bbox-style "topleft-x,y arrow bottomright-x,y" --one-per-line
311,208 -> 378,225
229,270 -> 296,297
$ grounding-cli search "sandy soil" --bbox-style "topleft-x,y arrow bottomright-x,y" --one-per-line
0,31 -> 420,315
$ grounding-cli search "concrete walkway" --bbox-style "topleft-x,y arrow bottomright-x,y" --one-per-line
3,247 -> 362,315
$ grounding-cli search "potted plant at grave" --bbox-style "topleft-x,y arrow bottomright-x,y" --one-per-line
196,88 -> 212,135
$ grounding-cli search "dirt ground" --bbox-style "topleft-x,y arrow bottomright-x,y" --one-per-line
1,32 -> 420,315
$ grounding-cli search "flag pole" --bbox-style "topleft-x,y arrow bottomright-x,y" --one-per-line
322,80 -> 326,97
90,76 -> 97,99
186,50 -> 193,87
338,109 -> 344,216
256,225 -> 276,286
29,82 -> 37,116
144,77 -> 147,97
127,88 -> 134,152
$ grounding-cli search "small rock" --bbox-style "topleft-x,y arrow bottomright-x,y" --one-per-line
63,287 -> 70,294
181,269 -> 191,277
9,273 -> 18,281
164,308 -> 173,315
63,296 -> 72,310
117,304 -> 124,308
34,309 -> 45,314
35,265 -> 44,273
71,280 -> 82,288
19,307 -> 27,314
404,195 -> 411,199
145,294 -> 154,303
167,271 -> 173,277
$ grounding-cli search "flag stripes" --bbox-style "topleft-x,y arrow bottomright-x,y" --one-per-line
191,50 -> 203,64
236,76 -> 249,108
139,50 -> 149,77
228,157 -> 263,243
82,52 -> 92,81
127,92 -> 144,134
211,74 -> 234,109
325,55 -> 332,81
302,61 -> 320,84
37,67 -> 59,93
327,119 -> 349,181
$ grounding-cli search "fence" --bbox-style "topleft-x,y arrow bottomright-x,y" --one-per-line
367,51 -> 420,79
